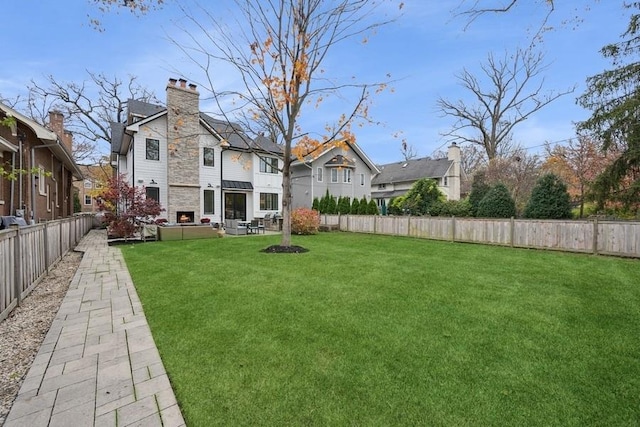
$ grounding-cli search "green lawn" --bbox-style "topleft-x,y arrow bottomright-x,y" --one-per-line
120,233 -> 640,426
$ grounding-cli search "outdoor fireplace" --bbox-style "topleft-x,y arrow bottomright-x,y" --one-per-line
177,211 -> 195,223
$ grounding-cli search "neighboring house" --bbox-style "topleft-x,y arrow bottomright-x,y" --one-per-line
73,164 -> 111,213
111,78 -> 283,225
0,103 -> 83,223
371,143 -> 462,214
290,141 -> 380,209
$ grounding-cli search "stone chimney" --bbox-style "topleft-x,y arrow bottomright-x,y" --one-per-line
166,77 -> 201,222
447,142 -> 461,201
48,111 -> 73,153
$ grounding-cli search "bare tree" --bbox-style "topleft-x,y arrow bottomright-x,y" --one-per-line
400,140 -> 418,161
171,0 -> 396,248
28,72 -> 159,163
454,0 -> 554,26
437,47 -> 573,160
483,147 -> 542,212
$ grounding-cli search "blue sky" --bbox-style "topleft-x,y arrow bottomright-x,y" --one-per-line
0,1 -> 628,164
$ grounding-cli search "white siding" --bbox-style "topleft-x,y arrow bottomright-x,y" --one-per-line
199,133 -> 223,223
132,117 -> 168,213
253,154 -> 283,216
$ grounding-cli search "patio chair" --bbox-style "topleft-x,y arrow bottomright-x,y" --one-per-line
249,219 -> 265,234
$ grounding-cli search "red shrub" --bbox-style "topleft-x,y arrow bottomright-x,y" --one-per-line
291,208 -> 320,235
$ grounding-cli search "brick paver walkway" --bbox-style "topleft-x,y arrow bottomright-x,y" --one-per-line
4,230 -> 185,427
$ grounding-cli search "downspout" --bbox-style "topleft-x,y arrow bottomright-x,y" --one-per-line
220,146 -> 224,222
9,151 -> 16,214
18,132 -> 24,213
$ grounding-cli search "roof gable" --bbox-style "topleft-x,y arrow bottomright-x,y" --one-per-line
0,102 -> 83,179
292,140 -> 379,173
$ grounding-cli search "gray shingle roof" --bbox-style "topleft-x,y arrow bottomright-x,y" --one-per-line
127,99 -> 165,118
110,122 -> 125,154
371,157 -> 452,185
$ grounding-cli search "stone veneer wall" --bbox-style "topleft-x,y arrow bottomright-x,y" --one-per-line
166,78 -> 201,222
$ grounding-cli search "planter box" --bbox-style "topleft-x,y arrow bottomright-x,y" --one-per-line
158,224 -> 217,241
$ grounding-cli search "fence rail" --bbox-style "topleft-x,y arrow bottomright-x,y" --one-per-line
0,215 -> 94,322
320,214 -> 640,259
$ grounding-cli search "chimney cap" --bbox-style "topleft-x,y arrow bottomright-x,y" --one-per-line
168,78 -> 177,86
188,83 -> 197,91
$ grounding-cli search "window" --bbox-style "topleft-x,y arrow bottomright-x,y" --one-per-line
260,193 -> 279,210
331,168 -> 338,183
260,157 -> 278,174
317,167 -> 323,182
204,190 -> 215,214
203,147 -> 215,167
360,173 -> 365,186
84,179 -> 92,189
343,169 -> 352,183
378,183 -> 386,190
46,185 -> 51,212
38,166 -> 46,195
146,138 -> 160,161
443,176 -> 448,186
145,186 -> 159,202
84,195 -> 92,205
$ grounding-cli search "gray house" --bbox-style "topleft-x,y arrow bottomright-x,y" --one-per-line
371,143 -> 462,214
290,141 -> 380,209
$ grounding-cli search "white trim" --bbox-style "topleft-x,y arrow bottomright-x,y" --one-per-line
0,135 -> 18,153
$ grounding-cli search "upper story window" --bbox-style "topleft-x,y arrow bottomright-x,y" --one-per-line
360,173 -> 365,186
260,157 -> 278,174
203,147 -> 215,167
378,183 -> 386,190
317,167 -> 323,182
343,169 -> 352,183
330,168 -> 338,183
84,179 -> 92,189
146,138 -> 160,161
443,176 -> 448,186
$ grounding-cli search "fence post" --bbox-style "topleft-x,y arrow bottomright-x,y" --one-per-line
407,215 -> 411,237
510,217 -> 515,247
44,221 -> 50,275
593,218 -> 599,255
451,216 -> 456,242
59,221 -> 63,261
13,227 -> 22,306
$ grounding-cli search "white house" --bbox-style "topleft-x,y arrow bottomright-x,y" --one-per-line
370,143 -> 462,214
110,78 -> 283,225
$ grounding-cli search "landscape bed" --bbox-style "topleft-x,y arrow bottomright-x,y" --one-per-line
120,232 -> 640,426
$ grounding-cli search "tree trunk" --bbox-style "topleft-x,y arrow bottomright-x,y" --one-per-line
280,158 -> 292,247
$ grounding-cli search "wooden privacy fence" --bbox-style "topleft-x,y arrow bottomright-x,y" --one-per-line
0,214 -> 94,322
320,214 -> 640,259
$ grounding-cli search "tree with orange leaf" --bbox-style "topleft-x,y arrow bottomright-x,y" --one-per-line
166,0 -> 397,248
542,135 -> 615,218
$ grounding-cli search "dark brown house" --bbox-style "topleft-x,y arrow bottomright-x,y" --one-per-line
0,103 -> 83,223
